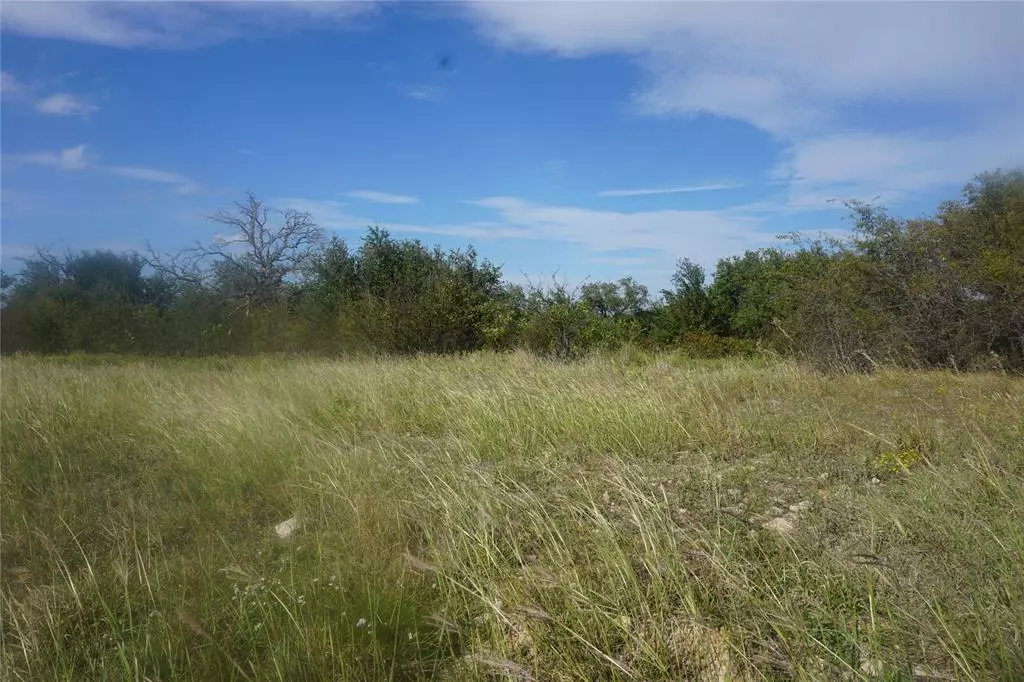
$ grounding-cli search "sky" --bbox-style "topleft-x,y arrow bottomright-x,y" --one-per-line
2,1 -> 1022,289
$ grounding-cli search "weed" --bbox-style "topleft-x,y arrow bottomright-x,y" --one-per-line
2,353 -> 1021,679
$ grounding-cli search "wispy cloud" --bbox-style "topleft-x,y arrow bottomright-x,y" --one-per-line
0,2 -> 377,49
344,189 -> 419,205
597,183 -> 740,198
13,144 -> 89,171
35,92 -> 98,117
776,117 -> 1024,208
468,4 -> 1021,134
276,198 -> 366,231
467,3 -> 1024,205
104,165 -> 191,184
278,189 -> 837,282
282,188 -> 788,273
405,85 -> 444,102
1,71 -> 28,96
588,256 -> 652,266
7,143 -> 202,194
103,165 -> 202,194
3,70 -> 100,116
460,196 -> 769,261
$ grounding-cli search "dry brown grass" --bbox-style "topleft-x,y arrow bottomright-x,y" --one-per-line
2,352 -> 1022,679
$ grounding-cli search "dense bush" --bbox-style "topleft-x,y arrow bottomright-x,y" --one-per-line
775,170 -> 1024,371
675,332 -> 761,359
2,170 -> 1021,370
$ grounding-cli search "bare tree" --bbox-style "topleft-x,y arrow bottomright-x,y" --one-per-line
143,242 -> 207,289
147,193 -> 323,313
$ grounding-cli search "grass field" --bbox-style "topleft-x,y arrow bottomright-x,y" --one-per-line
1,353 -> 1022,680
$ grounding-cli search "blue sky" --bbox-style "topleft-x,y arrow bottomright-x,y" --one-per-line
2,1 -> 1022,289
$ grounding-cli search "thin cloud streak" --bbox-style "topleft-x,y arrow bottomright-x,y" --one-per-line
344,189 -> 420,205
35,92 -> 98,117
598,183 -> 740,197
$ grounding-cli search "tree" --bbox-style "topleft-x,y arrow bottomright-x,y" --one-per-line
192,193 -> 323,312
580,277 -> 650,319
659,259 -> 718,338
0,249 -> 171,354
767,169 -> 1024,370
707,249 -> 788,339
932,169 -> 1024,367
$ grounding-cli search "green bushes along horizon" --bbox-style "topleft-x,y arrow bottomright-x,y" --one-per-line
3,169 -> 1022,370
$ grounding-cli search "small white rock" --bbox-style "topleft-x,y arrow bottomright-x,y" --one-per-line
860,658 -> 884,677
274,517 -> 299,539
763,516 -> 796,535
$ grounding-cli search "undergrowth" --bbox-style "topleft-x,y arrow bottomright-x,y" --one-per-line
2,353 -> 1021,680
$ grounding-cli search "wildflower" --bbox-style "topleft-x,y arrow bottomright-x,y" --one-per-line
356,618 -> 368,628
873,444 -> 923,477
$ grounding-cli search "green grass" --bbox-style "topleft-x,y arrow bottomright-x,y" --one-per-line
2,352 -> 1022,680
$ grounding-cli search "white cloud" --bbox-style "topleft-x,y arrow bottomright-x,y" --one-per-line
276,198 -> 365,230
344,189 -> 420,205
385,220 -> 532,243
405,85 -> 444,102
466,2 -> 1024,202
598,183 -> 740,198
2,70 -> 100,117
588,256 -> 652,267
104,165 -> 191,184
172,183 -> 203,196
777,119 -> 1024,208
14,144 -> 89,171
468,3 -> 1021,129
282,192 -> 769,263
101,164 -> 203,194
35,92 -> 98,117
282,192 -> 787,279
635,71 -> 822,139
461,196 -> 770,262
0,1 -> 377,49
7,144 -> 204,194
1,70 -> 27,96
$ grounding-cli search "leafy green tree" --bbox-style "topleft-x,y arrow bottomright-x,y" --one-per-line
769,169 -> 1024,370
0,250 -> 170,353
657,259 -> 719,339
935,169 -> 1024,365
519,281 -> 602,360
580,277 -> 650,318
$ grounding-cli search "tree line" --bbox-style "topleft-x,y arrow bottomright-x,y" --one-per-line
2,169 -> 1022,371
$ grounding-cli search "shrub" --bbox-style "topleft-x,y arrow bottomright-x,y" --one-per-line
675,332 -> 760,359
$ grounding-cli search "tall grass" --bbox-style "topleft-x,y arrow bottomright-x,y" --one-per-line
2,353 -> 1022,680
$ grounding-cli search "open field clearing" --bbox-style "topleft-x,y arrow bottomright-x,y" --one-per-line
2,354 -> 1022,680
